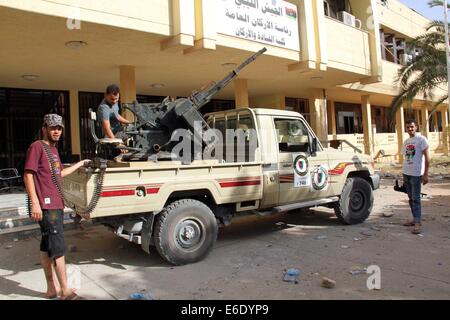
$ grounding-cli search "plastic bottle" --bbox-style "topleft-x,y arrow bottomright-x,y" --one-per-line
129,292 -> 155,300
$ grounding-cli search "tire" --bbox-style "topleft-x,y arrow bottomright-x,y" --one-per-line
154,199 -> 218,265
334,177 -> 373,225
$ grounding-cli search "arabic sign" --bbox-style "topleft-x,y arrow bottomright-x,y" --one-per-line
217,0 -> 300,51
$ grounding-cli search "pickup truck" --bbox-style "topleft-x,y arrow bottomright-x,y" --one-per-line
64,107 -> 379,265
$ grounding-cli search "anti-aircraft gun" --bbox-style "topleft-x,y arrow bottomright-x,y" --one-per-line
107,47 -> 267,161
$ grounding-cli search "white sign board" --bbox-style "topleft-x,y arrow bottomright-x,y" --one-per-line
217,0 -> 300,51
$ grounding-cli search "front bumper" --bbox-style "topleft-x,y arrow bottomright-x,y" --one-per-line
370,173 -> 380,190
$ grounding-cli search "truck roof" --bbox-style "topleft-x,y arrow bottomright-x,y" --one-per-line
205,107 -> 305,119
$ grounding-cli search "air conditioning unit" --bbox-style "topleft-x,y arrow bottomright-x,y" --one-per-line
337,11 -> 356,27
399,53 -> 412,66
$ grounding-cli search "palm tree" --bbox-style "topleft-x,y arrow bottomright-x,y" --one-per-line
389,20 -> 448,122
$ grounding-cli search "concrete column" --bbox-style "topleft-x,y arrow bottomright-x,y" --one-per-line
329,100 -> 337,138
119,65 -> 136,121
309,89 -> 328,143
420,107 -> 429,138
234,79 -> 249,108
250,94 -> 285,109
396,105 -> 405,164
442,109 -> 449,155
69,90 -> 81,160
361,95 -> 373,155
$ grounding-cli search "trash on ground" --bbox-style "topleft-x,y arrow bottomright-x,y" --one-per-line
283,268 -> 300,284
382,212 -> 394,217
13,238 -> 18,242
340,245 -> 350,249
313,235 -> 327,240
349,267 -> 367,275
266,244 -> 273,247
5,245 -> 13,249
353,237 -> 362,241
360,231 -> 374,236
321,277 -> 336,289
370,226 -> 381,231
129,292 -> 155,300
68,245 -> 78,252
275,222 -> 286,226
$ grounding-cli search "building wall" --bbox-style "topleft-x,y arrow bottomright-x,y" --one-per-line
0,0 -> 448,161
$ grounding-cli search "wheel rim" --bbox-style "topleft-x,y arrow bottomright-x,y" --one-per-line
350,190 -> 365,212
174,218 -> 204,250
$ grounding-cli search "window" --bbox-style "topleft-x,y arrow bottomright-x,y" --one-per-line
0,88 -> 71,171
335,102 -> 363,134
323,0 -> 347,19
371,106 -> 395,133
285,97 -> 310,124
274,118 -> 310,152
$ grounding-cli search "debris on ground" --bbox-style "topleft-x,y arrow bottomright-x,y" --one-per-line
68,245 -> 78,253
321,277 -> 336,289
5,245 -> 13,249
283,268 -> 300,284
353,237 -> 362,241
383,212 -> 395,217
313,235 -> 327,240
340,245 -> 350,249
370,226 -> 381,231
266,244 -> 273,247
360,231 -> 374,237
349,266 -> 367,275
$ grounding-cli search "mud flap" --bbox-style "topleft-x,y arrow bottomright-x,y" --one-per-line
140,213 -> 156,254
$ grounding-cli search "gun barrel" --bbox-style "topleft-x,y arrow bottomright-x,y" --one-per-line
191,47 -> 267,110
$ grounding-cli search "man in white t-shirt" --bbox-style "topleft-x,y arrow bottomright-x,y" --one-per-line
401,119 -> 430,234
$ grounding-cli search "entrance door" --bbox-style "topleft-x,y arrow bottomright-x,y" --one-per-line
275,117 -> 332,205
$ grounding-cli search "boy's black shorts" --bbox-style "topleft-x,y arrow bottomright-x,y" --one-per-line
39,209 -> 65,259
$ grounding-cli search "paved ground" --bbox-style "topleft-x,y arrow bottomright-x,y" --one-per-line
0,177 -> 449,300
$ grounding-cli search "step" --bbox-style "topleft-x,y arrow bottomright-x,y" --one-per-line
0,210 -> 74,230
0,218 -> 78,242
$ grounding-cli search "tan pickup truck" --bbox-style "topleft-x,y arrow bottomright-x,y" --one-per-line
64,107 -> 379,265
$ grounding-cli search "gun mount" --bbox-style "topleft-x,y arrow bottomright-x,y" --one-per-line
105,47 -> 267,161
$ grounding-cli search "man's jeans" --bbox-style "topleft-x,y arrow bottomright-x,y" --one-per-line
403,174 -> 422,223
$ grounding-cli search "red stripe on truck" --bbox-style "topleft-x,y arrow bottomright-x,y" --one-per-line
219,180 -> 261,188
101,190 -> 135,197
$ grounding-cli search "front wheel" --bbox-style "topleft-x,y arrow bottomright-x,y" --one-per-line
334,177 -> 373,225
154,199 -> 218,265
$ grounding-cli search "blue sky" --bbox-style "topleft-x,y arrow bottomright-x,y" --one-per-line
399,0 -> 446,21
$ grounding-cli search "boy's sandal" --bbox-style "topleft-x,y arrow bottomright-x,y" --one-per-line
412,224 -> 422,234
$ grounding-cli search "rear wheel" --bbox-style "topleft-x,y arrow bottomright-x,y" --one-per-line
154,199 -> 218,265
334,177 -> 373,225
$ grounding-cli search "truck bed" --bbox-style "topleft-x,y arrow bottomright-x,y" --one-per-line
63,159 -> 263,218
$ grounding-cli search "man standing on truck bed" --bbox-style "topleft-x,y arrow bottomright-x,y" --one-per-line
401,119 -> 430,235
97,84 -> 132,139
23,114 -> 89,300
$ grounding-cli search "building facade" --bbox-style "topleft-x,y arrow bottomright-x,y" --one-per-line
0,0 -> 448,169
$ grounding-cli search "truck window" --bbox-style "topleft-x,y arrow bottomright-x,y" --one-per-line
274,118 -> 310,152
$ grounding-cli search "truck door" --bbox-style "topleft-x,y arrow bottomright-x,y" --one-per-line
275,117 -> 331,205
